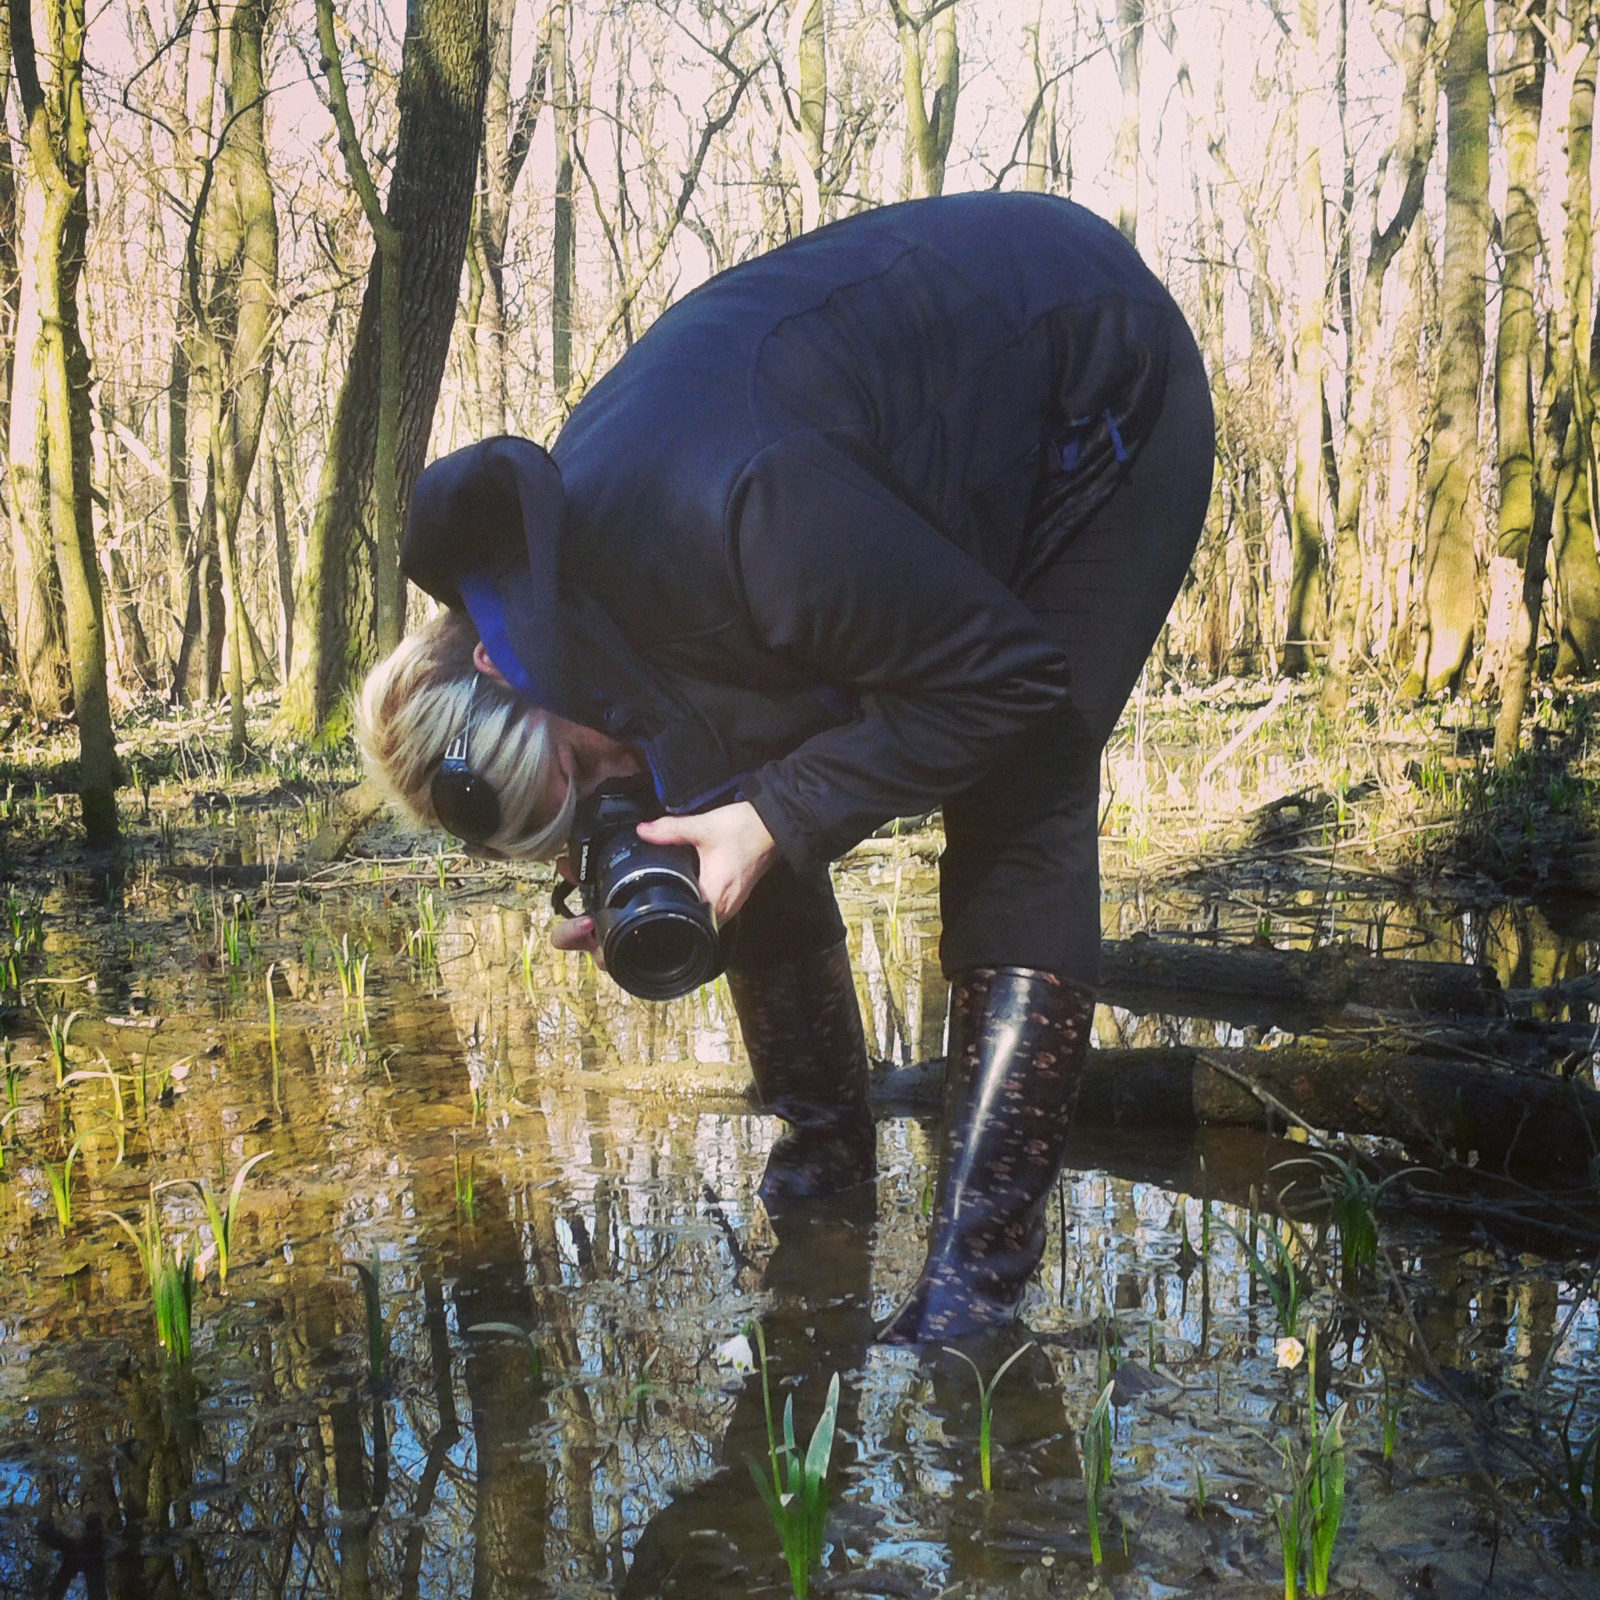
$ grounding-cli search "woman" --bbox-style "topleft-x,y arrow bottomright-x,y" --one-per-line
358,191 -> 1214,1342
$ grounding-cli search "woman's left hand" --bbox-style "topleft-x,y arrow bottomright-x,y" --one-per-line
635,801 -> 778,925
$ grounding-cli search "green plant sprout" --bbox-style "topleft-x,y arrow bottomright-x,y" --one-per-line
1082,1378 -> 1116,1565
1559,1399 -> 1599,1517
219,893 -> 250,967
183,1151 -> 271,1287
521,925 -> 539,1001
42,1135 -> 87,1233
43,1010 -> 81,1087
1272,1459 -> 1305,1600
945,1340 -> 1036,1491
1380,1364 -> 1402,1462
1271,1328 -> 1348,1598
102,1196 -> 198,1362
333,934 -> 368,1008
748,1322 -> 840,1600
1304,1329 -> 1348,1596
410,888 -> 441,976
61,1064 -> 128,1166
3,1042 -> 19,1109
1219,1209 -> 1307,1339
348,1255 -> 387,1382
1193,1461 -> 1208,1519
466,1321 -> 544,1383
266,963 -> 281,1111
453,1134 -> 476,1221
0,1105 -> 18,1172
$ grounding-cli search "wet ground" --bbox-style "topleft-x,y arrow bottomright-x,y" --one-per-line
0,784 -> 1597,1598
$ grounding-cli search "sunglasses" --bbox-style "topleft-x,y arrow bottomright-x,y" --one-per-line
430,677 -> 502,846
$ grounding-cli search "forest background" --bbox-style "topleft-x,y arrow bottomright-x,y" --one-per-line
0,0 -> 1587,846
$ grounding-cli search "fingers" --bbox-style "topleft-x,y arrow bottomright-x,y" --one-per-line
634,816 -> 695,846
550,913 -> 598,955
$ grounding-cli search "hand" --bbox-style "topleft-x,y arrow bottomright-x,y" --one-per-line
549,853 -> 603,966
636,801 -> 778,925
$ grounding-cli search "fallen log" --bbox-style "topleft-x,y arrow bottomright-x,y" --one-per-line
1098,935 -> 1505,1032
871,1043 -> 1600,1189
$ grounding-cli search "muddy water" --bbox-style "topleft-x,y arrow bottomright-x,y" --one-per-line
0,836 -> 1596,1597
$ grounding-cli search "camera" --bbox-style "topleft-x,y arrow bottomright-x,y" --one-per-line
550,778 -> 724,1001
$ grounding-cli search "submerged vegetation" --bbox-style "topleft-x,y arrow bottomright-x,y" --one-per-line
0,692 -> 1594,1592
749,1323 -> 840,1600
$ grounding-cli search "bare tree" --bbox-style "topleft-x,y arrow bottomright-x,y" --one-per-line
890,0 -> 958,198
1110,0 -> 1142,241
1407,0 -> 1491,695
11,0 -> 116,842
279,0 -> 491,739
1282,0 -> 1327,677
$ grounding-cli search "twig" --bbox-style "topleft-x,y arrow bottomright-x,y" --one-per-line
1193,1050 -> 1333,1146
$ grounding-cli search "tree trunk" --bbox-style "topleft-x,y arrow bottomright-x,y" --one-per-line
475,0 -> 547,434
8,180 -> 68,715
893,0 -> 960,200
551,0 -> 575,402
1282,0 -> 1326,677
12,0 -> 117,844
874,1043 -> 1600,1189
1322,0 -> 1435,713
192,0 -> 280,758
269,436 -> 294,681
1492,0 -> 1550,761
1020,0 -> 1057,195
1407,0 -> 1491,695
1551,20 -> 1600,676
1110,0 -> 1143,242
279,0 -> 490,740
784,0 -> 826,230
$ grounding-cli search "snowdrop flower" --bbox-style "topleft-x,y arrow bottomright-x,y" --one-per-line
715,1333 -> 755,1374
1275,1336 -> 1305,1370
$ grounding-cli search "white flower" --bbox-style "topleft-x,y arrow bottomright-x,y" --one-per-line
1275,1337 -> 1305,1370
715,1333 -> 755,1373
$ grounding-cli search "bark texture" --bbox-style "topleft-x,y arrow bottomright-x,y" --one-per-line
279,0 -> 490,739
11,0 -> 117,842
1407,0 -> 1491,694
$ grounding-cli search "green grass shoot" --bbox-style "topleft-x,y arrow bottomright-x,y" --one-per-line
184,1150 -> 271,1287
44,1010 -> 81,1087
1273,1462 -> 1305,1600
1082,1378 -> 1116,1565
333,934 -> 368,1008
3,1041 -> 19,1109
101,1196 -> 198,1362
1559,1399 -> 1599,1516
347,1255 -> 387,1382
945,1340 -> 1036,1491
42,1136 -> 86,1234
1193,1462 -> 1207,1518
747,1321 -> 840,1599
1218,1209 -> 1306,1339
453,1134 -> 476,1222
410,887 -> 441,976
1381,1365 -> 1401,1462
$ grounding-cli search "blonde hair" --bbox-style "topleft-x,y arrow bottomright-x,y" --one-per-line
355,608 -> 575,859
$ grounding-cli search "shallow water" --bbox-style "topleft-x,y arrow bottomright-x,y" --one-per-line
0,829 -> 1596,1597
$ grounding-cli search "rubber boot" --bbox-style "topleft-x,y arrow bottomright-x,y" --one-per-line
727,939 -> 876,1212
877,966 -> 1094,1343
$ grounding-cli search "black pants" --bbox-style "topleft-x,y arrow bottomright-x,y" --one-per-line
730,321 -> 1213,989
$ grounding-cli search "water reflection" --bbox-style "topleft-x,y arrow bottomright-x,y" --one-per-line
0,863 -> 1595,1596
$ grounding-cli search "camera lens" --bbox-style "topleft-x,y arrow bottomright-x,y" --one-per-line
598,878 -> 722,1001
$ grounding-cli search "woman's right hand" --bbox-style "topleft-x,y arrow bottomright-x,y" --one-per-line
550,911 -> 602,964
550,854 -> 604,966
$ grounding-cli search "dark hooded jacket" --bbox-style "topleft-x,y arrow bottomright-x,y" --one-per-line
401,193 -> 1186,875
